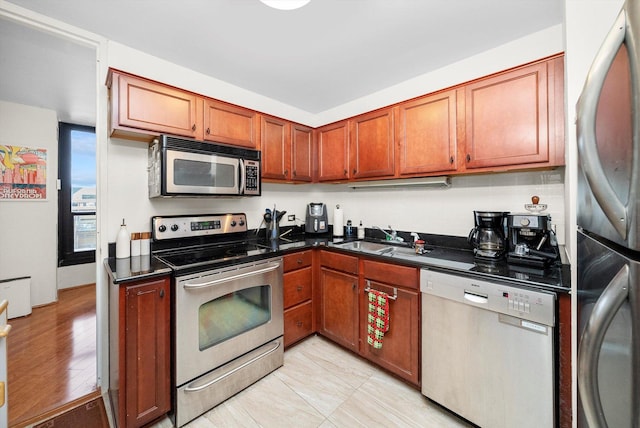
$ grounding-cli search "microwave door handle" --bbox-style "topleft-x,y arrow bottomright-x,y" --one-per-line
238,159 -> 246,195
576,9 -> 628,239
578,264 -> 629,428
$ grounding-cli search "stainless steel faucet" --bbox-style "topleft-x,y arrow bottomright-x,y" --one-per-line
374,225 -> 404,242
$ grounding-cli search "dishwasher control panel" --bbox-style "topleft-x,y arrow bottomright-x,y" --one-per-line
420,268 -> 555,327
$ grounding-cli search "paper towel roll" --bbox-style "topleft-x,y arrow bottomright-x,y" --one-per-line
333,204 -> 344,237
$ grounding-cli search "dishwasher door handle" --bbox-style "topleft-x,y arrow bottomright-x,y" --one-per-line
464,290 -> 488,304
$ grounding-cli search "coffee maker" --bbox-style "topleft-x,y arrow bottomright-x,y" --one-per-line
305,203 -> 328,234
507,213 -> 559,267
468,211 -> 509,261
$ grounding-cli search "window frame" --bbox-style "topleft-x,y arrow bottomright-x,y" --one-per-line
58,122 -> 96,267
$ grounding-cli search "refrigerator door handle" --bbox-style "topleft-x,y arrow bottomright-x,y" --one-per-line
576,9 -> 628,239
578,265 -> 629,428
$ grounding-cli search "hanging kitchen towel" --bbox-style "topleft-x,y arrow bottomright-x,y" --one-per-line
367,289 -> 390,349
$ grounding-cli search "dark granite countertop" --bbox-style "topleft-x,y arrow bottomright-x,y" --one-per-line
104,228 -> 570,293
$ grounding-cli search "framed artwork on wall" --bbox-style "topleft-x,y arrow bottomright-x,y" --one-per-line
0,145 -> 47,200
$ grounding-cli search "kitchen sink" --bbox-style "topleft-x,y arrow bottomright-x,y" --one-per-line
333,240 -> 395,253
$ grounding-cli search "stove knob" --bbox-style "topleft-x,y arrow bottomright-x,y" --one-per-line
239,219 -> 245,226
520,217 -> 530,227
230,220 -> 237,227
158,225 -> 167,233
171,224 -> 179,232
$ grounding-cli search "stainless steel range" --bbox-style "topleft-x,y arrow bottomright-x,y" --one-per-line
152,214 -> 284,427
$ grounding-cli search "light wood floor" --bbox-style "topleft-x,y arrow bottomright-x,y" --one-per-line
153,335 -> 472,428
8,284 -> 97,427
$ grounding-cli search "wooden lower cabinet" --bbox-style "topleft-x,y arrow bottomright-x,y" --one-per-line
110,276 -> 171,428
283,250 -> 314,347
317,251 -> 359,351
360,260 -> 420,386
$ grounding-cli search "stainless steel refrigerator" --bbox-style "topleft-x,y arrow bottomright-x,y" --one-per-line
577,0 -> 640,427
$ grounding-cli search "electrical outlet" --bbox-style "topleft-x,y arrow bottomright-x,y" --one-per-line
287,215 -> 295,221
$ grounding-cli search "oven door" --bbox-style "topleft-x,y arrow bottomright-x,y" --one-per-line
165,149 -> 240,195
175,258 -> 283,386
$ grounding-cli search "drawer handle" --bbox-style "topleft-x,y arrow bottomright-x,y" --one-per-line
297,286 -> 303,291
297,259 -> 303,264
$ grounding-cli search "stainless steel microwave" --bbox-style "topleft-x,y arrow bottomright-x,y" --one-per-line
148,135 -> 261,197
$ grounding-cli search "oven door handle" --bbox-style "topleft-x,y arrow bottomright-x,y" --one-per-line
184,340 -> 281,393
183,263 -> 280,290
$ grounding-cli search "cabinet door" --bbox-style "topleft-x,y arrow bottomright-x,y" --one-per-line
319,267 -> 359,351
360,279 -> 420,386
203,99 -> 260,148
261,116 -> 291,180
316,121 -> 349,182
124,277 -> 171,427
350,108 -> 395,179
397,90 -> 458,175
111,71 -> 201,140
291,124 -> 313,182
463,61 -> 549,168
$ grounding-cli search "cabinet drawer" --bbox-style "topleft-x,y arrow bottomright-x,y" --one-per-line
320,250 -> 359,275
283,250 -> 312,272
283,267 -> 312,308
362,259 -> 418,289
284,301 -> 313,347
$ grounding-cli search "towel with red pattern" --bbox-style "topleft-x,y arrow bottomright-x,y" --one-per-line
367,289 -> 390,349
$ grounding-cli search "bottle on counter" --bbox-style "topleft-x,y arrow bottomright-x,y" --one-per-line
116,218 -> 130,259
357,221 -> 365,239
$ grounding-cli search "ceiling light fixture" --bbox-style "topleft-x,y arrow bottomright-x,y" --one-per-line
259,0 -> 310,11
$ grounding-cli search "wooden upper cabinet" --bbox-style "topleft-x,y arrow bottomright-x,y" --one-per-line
316,121 -> 350,182
291,124 -> 313,182
396,90 -> 458,175
350,108 -> 395,179
261,116 -> 291,180
463,61 -> 551,169
262,119 -> 313,183
203,100 -> 260,148
109,70 -> 201,141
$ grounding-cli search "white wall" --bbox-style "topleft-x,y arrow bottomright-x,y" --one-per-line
0,100 -> 58,306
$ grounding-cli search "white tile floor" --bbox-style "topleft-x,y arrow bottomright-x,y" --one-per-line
157,335 -> 471,428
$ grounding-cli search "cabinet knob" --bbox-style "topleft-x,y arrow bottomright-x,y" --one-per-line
466,154 -> 471,162
297,286 -> 303,291
296,321 -> 303,327
344,169 -> 348,176
352,283 -> 356,290
192,124 -> 196,131
284,170 -> 288,176
159,288 -> 165,298
353,168 -> 357,175
450,156 -> 454,164
297,259 -> 303,264
293,170 -> 297,177
206,128 -> 211,135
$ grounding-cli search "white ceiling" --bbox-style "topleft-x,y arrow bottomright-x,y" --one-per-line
0,0 -> 563,126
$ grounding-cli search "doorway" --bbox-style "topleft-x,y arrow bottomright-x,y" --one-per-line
0,8 -> 100,426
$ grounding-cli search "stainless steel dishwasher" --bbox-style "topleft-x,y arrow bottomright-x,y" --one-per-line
420,268 -> 556,428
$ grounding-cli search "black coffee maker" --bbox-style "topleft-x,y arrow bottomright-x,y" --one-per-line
507,213 -> 559,267
468,211 -> 509,261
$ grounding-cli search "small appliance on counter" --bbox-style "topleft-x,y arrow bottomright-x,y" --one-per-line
507,213 -> 559,267
305,203 -> 328,234
468,211 -> 509,261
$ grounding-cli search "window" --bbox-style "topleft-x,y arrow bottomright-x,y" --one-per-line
58,122 -> 96,266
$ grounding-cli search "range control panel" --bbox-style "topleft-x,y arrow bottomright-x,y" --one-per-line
152,214 -> 248,240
